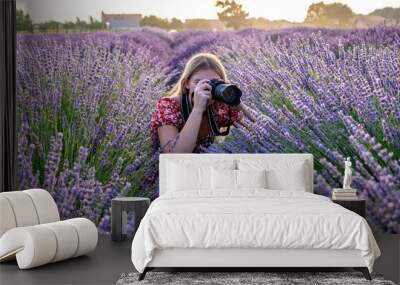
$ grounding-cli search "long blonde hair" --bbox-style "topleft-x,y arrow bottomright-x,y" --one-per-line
166,52 -> 229,98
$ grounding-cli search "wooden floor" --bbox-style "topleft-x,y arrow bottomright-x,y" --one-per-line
0,234 -> 399,285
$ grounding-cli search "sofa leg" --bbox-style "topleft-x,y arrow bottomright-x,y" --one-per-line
138,268 -> 148,281
354,267 -> 371,280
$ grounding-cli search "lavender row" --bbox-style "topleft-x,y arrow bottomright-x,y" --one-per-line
17,31 -> 169,234
203,28 -> 400,233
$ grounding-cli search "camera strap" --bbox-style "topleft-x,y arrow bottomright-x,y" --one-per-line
207,104 -> 231,136
181,93 -> 192,123
180,94 -> 231,137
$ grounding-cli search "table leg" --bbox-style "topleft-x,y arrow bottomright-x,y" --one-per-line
111,201 -> 123,242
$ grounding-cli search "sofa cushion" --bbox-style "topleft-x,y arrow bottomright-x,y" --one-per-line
0,189 -> 60,238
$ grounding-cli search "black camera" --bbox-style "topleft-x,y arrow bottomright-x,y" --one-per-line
208,79 -> 242,106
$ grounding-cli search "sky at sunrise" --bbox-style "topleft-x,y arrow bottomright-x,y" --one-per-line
17,0 -> 400,23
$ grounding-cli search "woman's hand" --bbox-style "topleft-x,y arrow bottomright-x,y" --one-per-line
192,79 -> 212,113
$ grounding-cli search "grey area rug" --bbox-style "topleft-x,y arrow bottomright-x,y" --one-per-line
116,271 -> 396,285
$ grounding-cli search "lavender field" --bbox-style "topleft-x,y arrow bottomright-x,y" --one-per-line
17,26 -> 400,234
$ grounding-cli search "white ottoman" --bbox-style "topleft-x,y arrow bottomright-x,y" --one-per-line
0,189 -> 98,269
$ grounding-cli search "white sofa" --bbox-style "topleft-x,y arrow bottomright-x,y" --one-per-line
0,188 -> 98,269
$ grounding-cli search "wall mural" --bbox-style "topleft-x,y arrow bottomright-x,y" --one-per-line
17,26 -> 400,234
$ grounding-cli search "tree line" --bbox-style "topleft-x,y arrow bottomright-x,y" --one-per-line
17,12 -> 106,33
17,1 -> 400,33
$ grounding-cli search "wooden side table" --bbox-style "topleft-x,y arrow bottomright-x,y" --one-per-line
111,197 -> 150,242
332,199 -> 366,218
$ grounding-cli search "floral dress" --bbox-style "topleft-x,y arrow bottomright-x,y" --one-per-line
150,97 -> 243,153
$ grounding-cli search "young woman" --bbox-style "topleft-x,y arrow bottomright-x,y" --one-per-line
150,52 -> 253,153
